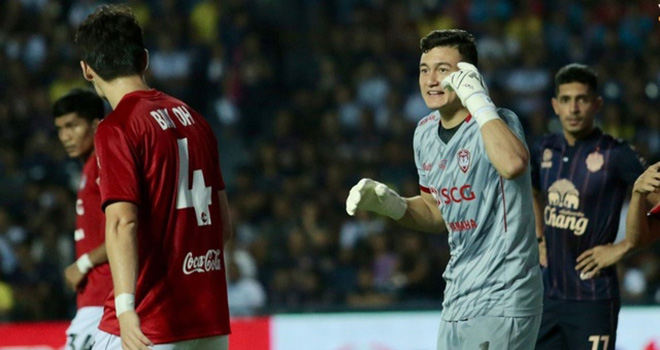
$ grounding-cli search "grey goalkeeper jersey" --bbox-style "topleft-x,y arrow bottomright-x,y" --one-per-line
413,109 -> 542,321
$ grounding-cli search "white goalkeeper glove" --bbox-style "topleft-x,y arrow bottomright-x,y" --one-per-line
346,178 -> 407,220
441,62 -> 499,128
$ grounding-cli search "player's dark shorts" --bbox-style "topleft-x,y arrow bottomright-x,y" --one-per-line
536,296 -> 620,350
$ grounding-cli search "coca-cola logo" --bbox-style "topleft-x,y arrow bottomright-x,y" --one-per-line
183,249 -> 222,275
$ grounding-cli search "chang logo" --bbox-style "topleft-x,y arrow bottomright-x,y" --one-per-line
544,179 -> 589,236
547,179 -> 579,210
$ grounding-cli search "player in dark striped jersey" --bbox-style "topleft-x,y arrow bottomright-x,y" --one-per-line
531,63 -> 647,350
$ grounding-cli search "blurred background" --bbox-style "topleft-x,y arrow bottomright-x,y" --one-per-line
0,0 -> 659,325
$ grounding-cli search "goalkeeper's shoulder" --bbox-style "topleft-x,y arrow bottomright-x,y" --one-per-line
495,107 -> 524,128
495,107 -> 519,122
414,111 -> 441,134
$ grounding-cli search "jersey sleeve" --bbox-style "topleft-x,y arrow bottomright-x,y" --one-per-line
496,108 -> 527,146
412,126 -> 429,192
615,142 -> 645,185
95,122 -> 141,210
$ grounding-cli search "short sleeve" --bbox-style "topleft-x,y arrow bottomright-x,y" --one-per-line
615,142 -> 646,185
497,108 -> 527,146
95,122 -> 141,210
413,127 -> 430,192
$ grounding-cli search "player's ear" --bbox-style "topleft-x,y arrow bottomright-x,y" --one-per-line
551,97 -> 560,116
141,49 -> 149,73
91,118 -> 101,131
594,96 -> 604,113
80,61 -> 94,82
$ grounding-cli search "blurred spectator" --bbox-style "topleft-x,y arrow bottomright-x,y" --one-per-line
1,0 -> 659,321
226,246 -> 266,316
346,267 -> 395,308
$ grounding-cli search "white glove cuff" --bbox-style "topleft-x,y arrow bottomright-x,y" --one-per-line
465,94 -> 499,128
75,253 -> 93,275
115,293 -> 135,317
386,195 -> 408,221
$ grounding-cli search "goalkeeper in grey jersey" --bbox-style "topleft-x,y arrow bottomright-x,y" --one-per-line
346,29 -> 542,350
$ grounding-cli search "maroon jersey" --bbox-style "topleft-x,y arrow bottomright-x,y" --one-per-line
75,152 -> 113,308
95,90 -> 230,343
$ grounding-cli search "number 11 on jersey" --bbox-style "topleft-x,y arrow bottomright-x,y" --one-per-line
176,138 -> 212,226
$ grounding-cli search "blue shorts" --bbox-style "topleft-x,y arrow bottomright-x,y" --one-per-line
536,296 -> 620,350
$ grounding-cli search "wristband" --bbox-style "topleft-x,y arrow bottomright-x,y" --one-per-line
75,253 -> 94,274
115,293 -> 135,317
465,94 -> 499,128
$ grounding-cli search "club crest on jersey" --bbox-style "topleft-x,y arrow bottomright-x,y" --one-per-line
439,159 -> 448,170
586,151 -> 604,172
457,149 -> 470,173
541,148 -> 553,168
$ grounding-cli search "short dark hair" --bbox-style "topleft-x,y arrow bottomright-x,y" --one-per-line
554,63 -> 598,95
75,5 -> 146,81
53,88 -> 105,122
420,29 -> 478,67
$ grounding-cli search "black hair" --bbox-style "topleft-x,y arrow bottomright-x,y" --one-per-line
420,29 -> 478,67
52,88 -> 104,122
554,63 -> 598,95
75,5 -> 146,81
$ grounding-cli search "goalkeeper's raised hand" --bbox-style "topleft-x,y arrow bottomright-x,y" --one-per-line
346,178 -> 407,220
441,62 -> 499,128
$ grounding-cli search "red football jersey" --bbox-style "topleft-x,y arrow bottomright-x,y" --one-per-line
650,203 -> 660,216
75,152 -> 113,308
95,90 -> 230,343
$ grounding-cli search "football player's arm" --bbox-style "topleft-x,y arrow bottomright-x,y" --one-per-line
576,163 -> 660,278
480,120 -> 529,180
105,201 -> 152,350
64,243 -> 108,291
441,62 -> 528,179
624,163 -> 660,246
397,191 -> 447,234
87,243 -> 108,265
346,179 -> 446,234
532,188 -> 547,267
218,190 -> 233,246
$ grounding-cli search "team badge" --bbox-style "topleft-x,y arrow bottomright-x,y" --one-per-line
586,151 -> 604,172
457,149 -> 470,173
439,159 -> 448,170
541,148 -> 552,168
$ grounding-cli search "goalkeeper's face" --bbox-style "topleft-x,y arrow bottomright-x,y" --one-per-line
54,113 -> 98,159
419,46 -> 462,111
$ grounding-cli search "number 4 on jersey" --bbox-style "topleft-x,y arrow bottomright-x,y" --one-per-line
176,138 -> 212,226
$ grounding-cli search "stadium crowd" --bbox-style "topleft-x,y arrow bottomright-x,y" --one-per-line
0,0 -> 659,321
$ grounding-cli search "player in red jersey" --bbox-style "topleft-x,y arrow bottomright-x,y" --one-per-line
54,88 -> 111,350
75,5 -> 232,350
